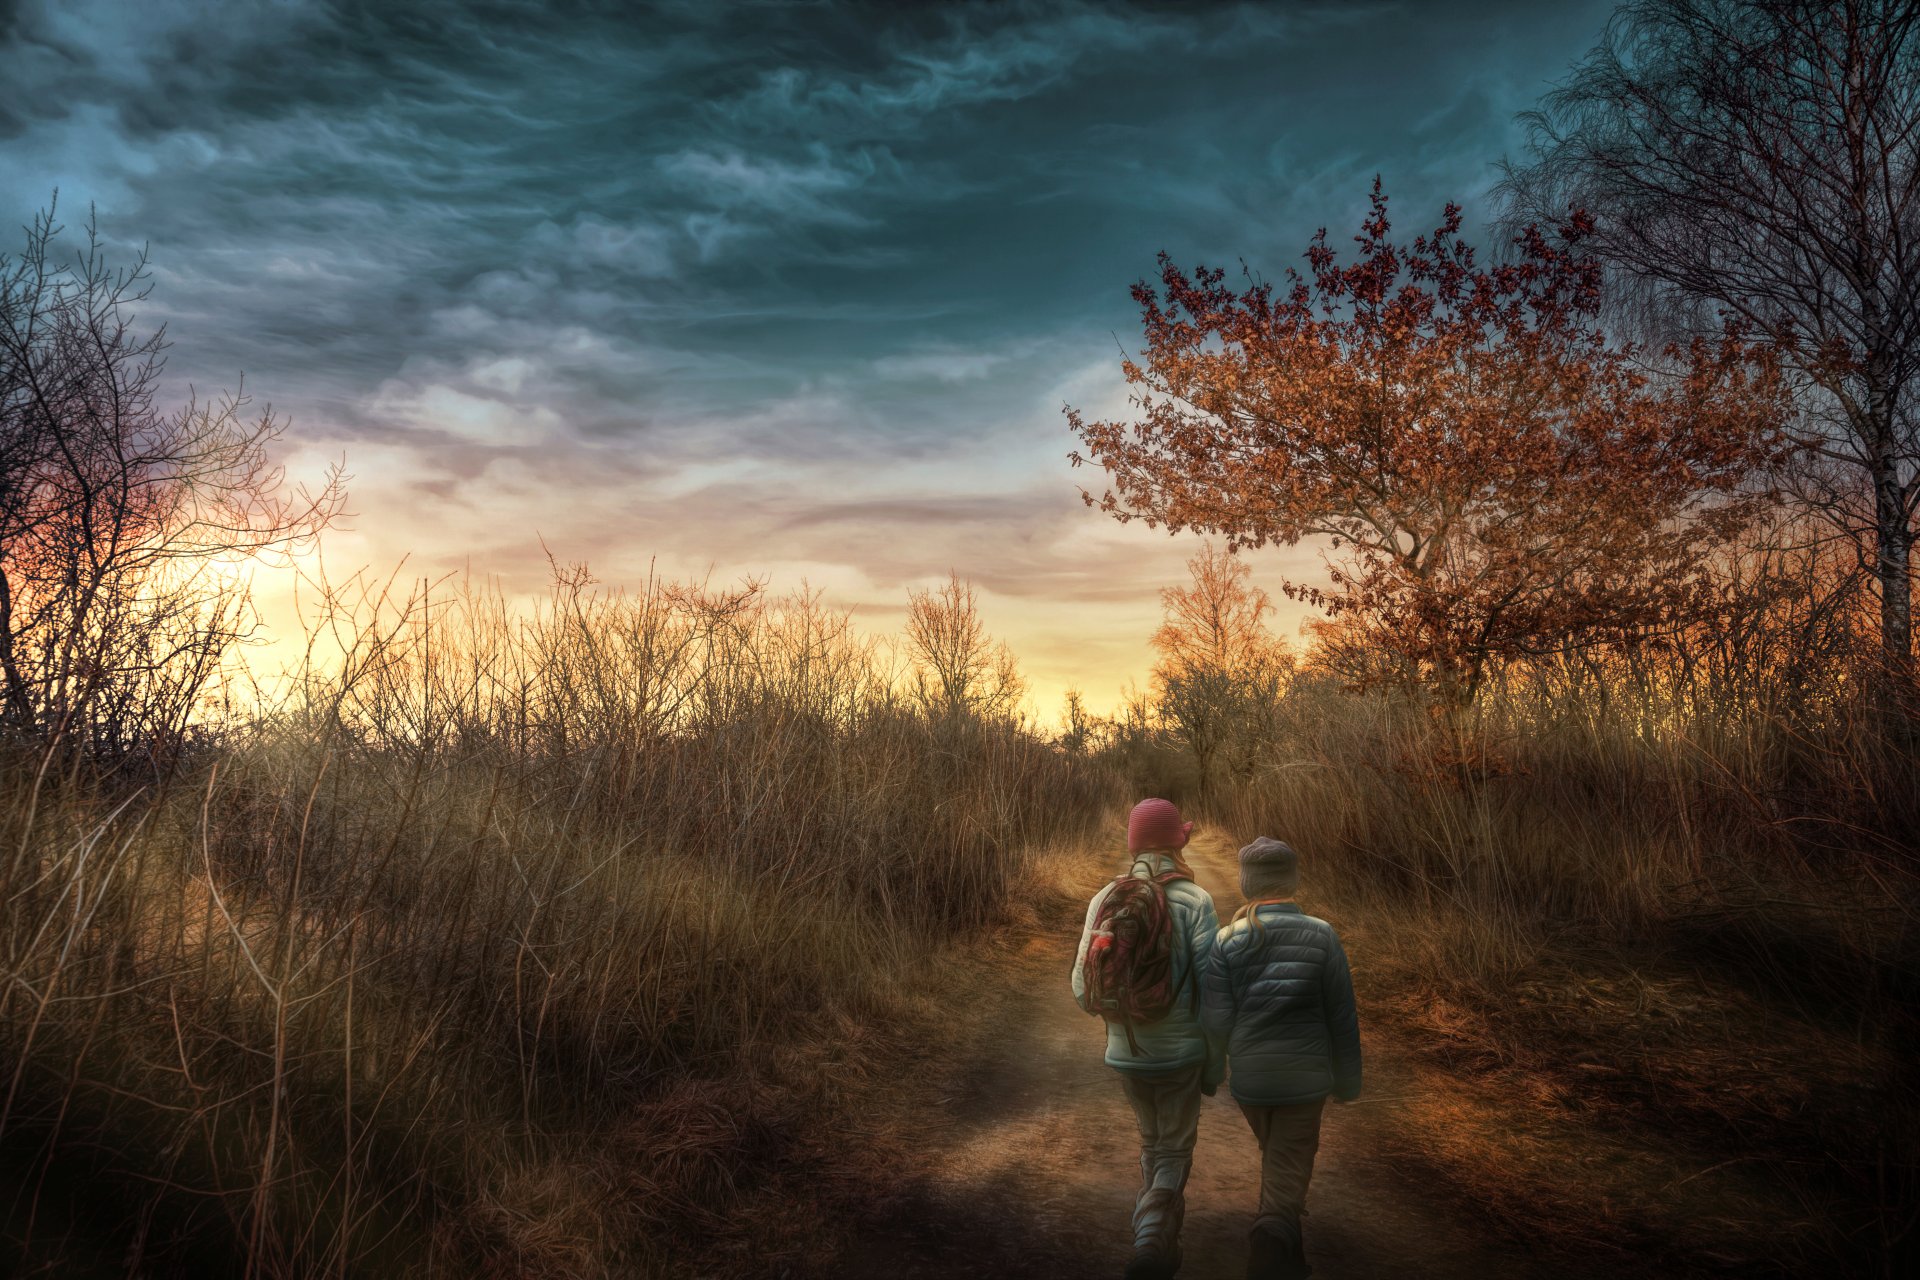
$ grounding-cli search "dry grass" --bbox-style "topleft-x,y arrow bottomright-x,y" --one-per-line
7,552 -> 1915,1277
0,572 -> 1116,1278
1208,674 -> 1918,1276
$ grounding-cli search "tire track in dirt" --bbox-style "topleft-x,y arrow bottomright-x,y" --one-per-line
839,831 -> 1657,1279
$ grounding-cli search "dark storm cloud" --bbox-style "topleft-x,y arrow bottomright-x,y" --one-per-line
0,0 -> 1615,626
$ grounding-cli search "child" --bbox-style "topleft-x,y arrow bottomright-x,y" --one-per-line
1203,837 -> 1362,1280
1072,798 -> 1225,1280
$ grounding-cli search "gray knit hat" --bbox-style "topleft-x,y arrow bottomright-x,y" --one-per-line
1239,837 -> 1299,899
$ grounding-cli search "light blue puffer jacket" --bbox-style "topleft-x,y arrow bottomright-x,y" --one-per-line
1072,852 -> 1225,1075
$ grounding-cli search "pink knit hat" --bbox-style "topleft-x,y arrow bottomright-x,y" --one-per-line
1127,798 -> 1194,853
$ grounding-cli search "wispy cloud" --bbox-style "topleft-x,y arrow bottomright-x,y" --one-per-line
872,347 -> 1013,383
0,0 -> 1618,711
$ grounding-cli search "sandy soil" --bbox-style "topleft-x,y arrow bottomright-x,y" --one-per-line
838,831 -> 1655,1280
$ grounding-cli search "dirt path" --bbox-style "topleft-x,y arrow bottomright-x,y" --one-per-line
840,831 -> 1627,1279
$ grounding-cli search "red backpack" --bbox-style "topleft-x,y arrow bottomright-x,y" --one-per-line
1078,869 -> 1197,1053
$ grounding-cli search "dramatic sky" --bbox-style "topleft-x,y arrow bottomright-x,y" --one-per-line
0,0 -> 1614,715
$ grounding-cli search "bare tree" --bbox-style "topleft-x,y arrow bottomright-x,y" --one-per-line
1501,0 -> 1920,689
1151,542 -> 1283,676
0,201 -> 345,760
1150,544 -> 1292,796
1057,688 -> 1098,754
903,572 -> 1025,721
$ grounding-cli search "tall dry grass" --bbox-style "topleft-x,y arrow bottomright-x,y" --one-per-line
1197,666 -> 1918,1275
0,568 -> 1114,1277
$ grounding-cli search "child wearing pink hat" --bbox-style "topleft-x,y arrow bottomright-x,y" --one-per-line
1072,798 -> 1224,1280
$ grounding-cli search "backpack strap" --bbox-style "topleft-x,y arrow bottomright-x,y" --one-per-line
1152,870 -> 1204,1015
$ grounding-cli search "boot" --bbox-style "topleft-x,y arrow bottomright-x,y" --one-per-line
1246,1229 -> 1288,1280
1125,1246 -> 1178,1280
1129,1182 -> 1185,1278
1287,1228 -> 1312,1280
1247,1224 -> 1311,1280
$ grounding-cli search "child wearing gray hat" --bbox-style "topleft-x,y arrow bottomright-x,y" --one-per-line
1202,837 -> 1362,1280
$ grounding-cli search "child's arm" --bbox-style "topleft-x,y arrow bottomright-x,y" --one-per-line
1189,892 -> 1227,1092
1200,929 -> 1234,1039
1200,920 -> 1235,1093
1322,928 -> 1363,1100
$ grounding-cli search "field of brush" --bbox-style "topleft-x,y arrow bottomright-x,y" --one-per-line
1180,676 -> 1917,1277
1,577 -> 1913,1278
0,577 -> 1113,1277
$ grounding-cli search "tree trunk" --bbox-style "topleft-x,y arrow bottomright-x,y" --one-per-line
0,567 -> 36,732
1874,466 -> 1913,696
1193,738 -> 1215,804
1867,356 -> 1914,705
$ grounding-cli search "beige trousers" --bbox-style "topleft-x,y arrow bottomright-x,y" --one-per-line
1117,1064 -> 1204,1256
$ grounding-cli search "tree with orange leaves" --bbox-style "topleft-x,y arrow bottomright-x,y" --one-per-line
1068,182 -> 1788,703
